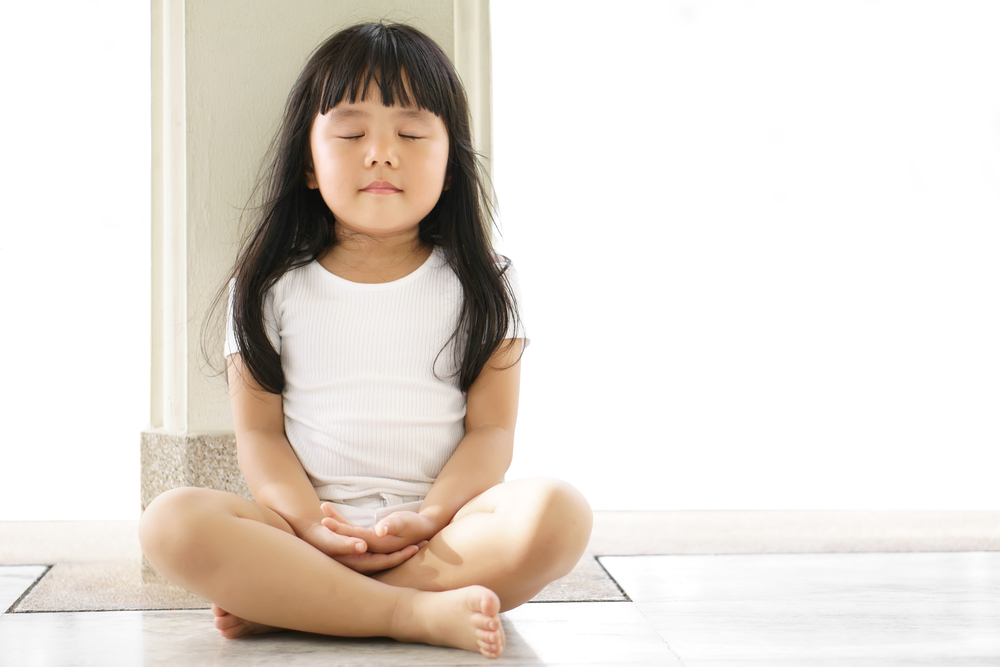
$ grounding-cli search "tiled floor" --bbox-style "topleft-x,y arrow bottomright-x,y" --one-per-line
0,603 -> 678,666
3,552 -> 999,665
602,552 -> 1000,666
2,514 -> 1000,665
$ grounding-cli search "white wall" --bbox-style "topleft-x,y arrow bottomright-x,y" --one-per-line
493,1 -> 1000,509
0,2 -> 151,519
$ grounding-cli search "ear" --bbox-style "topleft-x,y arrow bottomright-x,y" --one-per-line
304,152 -> 318,189
443,167 -> 452,192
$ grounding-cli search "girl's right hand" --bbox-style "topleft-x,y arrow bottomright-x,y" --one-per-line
298,522 -> 423,574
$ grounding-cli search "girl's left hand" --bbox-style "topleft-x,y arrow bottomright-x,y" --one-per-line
321,504 -> 439,554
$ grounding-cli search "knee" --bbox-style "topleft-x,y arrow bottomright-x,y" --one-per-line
139,487 -> 216,568
542,478 -> 593,544
524,478 -> 593,570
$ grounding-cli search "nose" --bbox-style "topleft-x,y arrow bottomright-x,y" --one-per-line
366,134 -> 398,168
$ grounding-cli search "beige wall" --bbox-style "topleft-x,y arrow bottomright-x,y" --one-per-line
149,0 -> 490,435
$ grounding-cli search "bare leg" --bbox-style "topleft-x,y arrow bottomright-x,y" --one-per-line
374,477 -> 593,611
139,487 -> 504,658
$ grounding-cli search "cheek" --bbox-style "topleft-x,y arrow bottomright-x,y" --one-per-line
430,144 -> 451,185
315,152 -> 357,191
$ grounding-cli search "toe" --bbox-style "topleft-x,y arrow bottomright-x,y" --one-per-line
477,639 -> 502,659
472,612 -> 499,631
214,614 -> 239,631
479,590 -> 500,617
475,628 -> 499,642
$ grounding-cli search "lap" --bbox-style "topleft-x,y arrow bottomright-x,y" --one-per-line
144,478 -> 584,552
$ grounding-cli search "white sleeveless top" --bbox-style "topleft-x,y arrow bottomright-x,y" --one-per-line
225,246 -> 527,501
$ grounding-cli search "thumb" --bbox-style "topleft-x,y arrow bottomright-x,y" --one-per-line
376,518 -> 394,538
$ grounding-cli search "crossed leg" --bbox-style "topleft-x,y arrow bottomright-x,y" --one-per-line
373,477 -> 593,610
139,477 -> 591,658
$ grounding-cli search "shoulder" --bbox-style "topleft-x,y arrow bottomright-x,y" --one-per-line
267,260 -> 314,303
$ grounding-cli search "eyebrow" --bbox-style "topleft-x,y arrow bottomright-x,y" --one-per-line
327,108 -> 429,121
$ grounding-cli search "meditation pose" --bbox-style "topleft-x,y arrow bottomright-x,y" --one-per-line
139,21 -> 593,659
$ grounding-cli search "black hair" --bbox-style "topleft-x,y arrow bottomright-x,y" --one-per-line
212,21 -> 521,394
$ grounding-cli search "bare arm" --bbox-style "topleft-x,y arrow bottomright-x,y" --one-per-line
227,353 -> 326,536
419,338 -> 523,531
228,353 -> 421,571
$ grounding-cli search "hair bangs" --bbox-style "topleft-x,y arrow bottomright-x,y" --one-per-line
316,23 -> 452,120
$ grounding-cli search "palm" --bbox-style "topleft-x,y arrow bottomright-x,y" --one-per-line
321,507 -> 437,554
298,522 -> 420,573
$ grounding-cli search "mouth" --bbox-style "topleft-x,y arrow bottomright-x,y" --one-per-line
361,180 -> 402,194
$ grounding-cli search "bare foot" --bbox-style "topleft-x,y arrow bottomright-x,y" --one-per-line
211,603 -> 284,639
392,585 -> 505,659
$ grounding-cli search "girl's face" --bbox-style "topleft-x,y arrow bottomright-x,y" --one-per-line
306,90 -> 450,240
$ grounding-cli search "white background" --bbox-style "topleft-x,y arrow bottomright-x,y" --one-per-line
1,1 -> 997,519
0,3 -> 150,520
493,1 -> 1000,509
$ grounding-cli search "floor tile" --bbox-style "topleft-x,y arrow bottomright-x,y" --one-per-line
601,552 -> 1000,665
500,602 -> 681,665
0,602 -> 679,666
0,565 -> 47,613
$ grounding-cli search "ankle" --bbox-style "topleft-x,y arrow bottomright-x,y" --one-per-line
388,589 -> 422,643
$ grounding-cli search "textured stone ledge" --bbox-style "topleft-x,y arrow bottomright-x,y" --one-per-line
140,430 -> 252,512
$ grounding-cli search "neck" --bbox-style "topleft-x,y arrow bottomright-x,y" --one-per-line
320,224 -> 431,282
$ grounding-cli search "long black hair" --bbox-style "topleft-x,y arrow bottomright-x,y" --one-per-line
214,21 -> 520,394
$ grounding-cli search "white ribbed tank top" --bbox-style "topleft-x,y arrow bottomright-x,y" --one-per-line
225,246 -> 526,501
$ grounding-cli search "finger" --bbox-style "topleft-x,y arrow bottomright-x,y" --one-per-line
319,502 -> 352,524
322,518 -> 370,539
338,544 -> 419,574
375,518 -> 394,538
321,531 -> 367,555
416,540 -> 429,549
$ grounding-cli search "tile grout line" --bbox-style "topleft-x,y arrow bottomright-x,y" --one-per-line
5,565 -> 52,614
597,557 -> 688,667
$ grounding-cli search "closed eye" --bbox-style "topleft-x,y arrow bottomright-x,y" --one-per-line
339,135 -> 363,140
400,134 -> 421,140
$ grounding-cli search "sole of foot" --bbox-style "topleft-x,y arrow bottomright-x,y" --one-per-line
211,603 -> 284,639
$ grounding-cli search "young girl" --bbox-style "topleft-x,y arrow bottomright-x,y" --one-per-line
139,22 -> 592,659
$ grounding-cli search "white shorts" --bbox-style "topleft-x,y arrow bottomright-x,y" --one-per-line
320,492 -> 424,529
